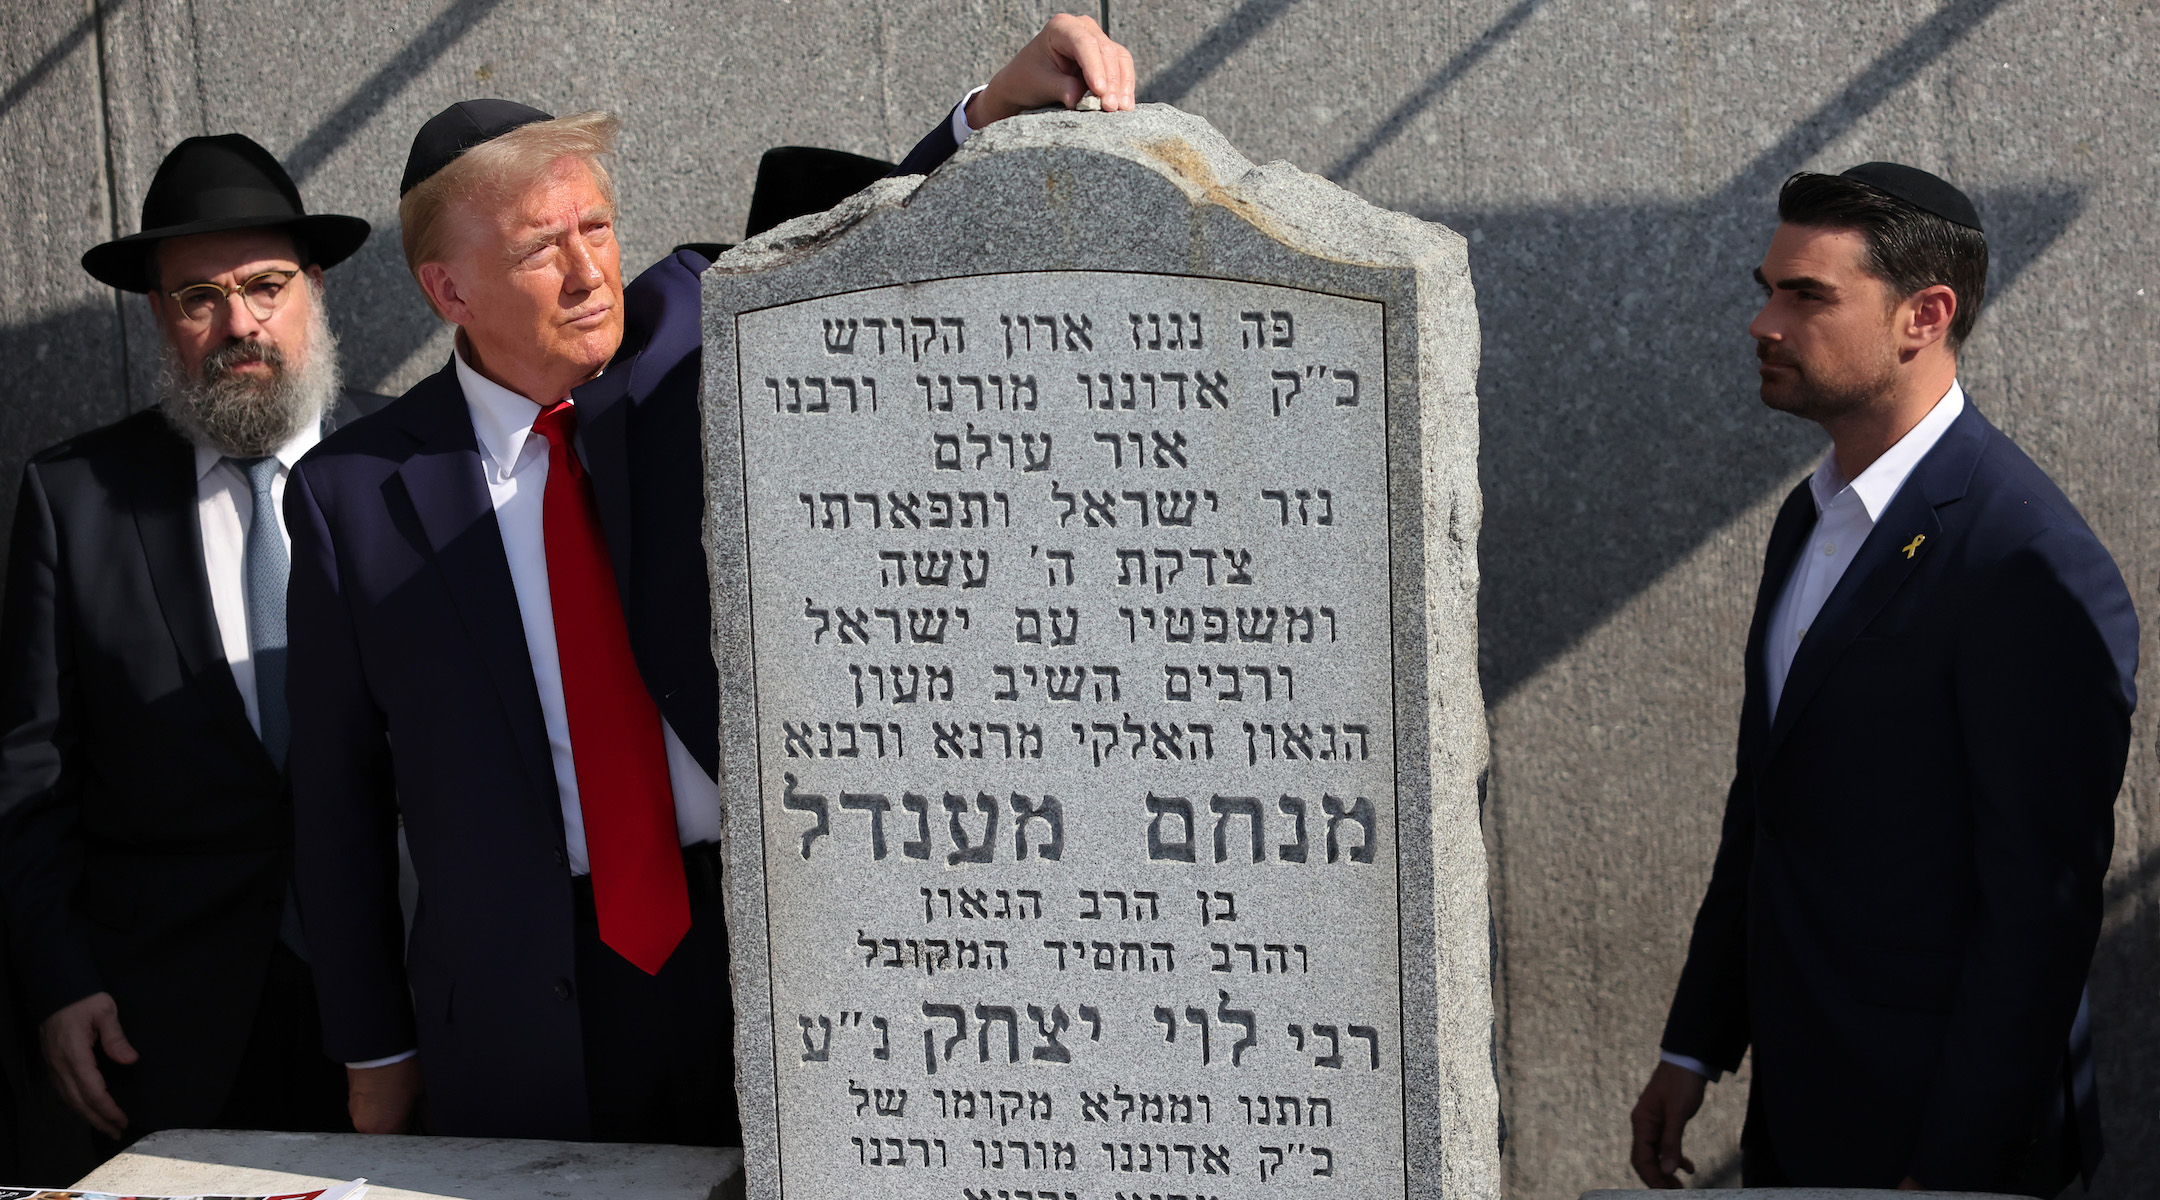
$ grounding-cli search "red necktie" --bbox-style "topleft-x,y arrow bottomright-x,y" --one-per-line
532,400 -> 690,975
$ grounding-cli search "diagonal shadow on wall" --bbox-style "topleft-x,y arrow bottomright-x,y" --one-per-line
0,1 -> 120,126
1453,184 -> 2085,703
284,0 -> 514,391
1136,0 -> 1302,106
1295,0 -> 2035,701
283,0 -> 511,184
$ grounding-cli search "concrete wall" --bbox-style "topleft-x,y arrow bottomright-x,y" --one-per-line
2,0 -> 2154,1194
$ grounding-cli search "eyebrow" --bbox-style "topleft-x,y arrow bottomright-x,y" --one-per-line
168,264 -> 300,290
506,208 -> 614,259
1753,267 -> 1838,294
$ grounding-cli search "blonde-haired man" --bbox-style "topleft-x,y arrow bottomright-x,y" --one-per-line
286,17 -> 1134,1143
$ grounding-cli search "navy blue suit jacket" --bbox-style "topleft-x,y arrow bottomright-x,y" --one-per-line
1661,400 -> 2137,1188
286,119 -> 959,1138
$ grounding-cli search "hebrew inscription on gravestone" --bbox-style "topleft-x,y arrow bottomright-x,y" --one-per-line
704,107 -> 1495,1200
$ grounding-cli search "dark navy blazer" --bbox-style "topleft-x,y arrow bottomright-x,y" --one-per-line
285,120 -> 960,1138
1661,400 -> 2137,1188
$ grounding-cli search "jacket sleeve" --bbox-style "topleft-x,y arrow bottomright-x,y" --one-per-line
285,461 -> 415,1062
889,99 -> 966,178
0,463 -> 104,1019
1658,766 -> 1756,1075
1908,530 -> 2136,1186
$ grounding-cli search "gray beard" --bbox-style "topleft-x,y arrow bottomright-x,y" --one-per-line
156,301 -> 341,458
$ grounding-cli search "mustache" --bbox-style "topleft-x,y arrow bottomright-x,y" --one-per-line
1755,341 -> 1800,369
200,336 -> 284,383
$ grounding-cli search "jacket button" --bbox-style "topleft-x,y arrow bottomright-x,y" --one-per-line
555,979 -> 574,1001
552,848 -> 566,867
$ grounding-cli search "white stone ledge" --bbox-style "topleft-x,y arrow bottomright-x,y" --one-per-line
71,1128 -> 744,1200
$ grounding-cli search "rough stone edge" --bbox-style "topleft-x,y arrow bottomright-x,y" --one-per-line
701,103 -> 1495,1200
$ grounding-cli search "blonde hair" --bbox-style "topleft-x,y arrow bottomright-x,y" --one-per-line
398,110 -> 622,306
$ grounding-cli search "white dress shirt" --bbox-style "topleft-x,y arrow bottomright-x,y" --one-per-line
1660,380 -> 1964,1082
951,85 -> 987,144
1761,380 -> 1964,719
453,348 -> 724,876
194,424 -> 321,737
348,90 -> 987,1073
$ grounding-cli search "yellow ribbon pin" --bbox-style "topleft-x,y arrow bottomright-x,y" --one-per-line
1902,535 -> 1926,559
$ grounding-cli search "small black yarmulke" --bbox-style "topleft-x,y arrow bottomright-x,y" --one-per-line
400,99 -> 554,196
1839,162 -> 1983,232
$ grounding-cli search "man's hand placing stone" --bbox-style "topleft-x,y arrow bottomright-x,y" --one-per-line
966,13 -> 1136,128
40,991 -> 137,1139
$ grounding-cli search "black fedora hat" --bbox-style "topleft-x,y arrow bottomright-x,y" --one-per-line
672,145 -> 895,260
81,133 -> 371,292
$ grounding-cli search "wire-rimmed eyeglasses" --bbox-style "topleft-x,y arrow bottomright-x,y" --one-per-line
165,268 -> 303,326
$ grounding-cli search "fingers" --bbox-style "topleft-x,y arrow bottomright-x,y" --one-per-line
1657,1104 -> 1689,1183
1034,13 -> 1134,110
49,1029 -> 125,1139
1627,1101 -> 1673,1188
93,1006 -> 139,1065
1087,38 -> 1136,110
973,14 -> 1138,127
1051,16 -> 1135,110
74,1064 -> 130,1139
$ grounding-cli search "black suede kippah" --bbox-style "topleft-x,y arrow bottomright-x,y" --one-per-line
1839,162 -> 1983,232
400,99 -> 554,196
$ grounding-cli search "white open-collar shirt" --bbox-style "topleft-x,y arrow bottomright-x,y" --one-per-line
1761,380 -> 1965,719
1659,379 -> 1963,1081
454,347 -> 724,876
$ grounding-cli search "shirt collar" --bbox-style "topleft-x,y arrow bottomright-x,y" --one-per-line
454,337 -> 553,479
190,412 -> 325,482
1806,380 -> 1965,521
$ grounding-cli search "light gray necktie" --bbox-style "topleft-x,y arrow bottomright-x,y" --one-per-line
236,456 -> 307,959
236,456 -> 289,765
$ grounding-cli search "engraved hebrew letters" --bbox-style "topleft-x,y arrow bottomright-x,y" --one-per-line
735,272 -> 1400,1200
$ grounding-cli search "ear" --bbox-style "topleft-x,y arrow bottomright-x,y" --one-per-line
305,263 -> 326,289
1902,283 -> 1957,353
415,261 -> 473,326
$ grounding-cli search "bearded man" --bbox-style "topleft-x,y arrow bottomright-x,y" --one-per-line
0,132 -> 384,1144
286,16 -> 1133,1144
1629,165 -> 2136,1192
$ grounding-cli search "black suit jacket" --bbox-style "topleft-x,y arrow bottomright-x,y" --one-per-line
1661,400 -> 2137,1188
286,117 -> 960,1140
0,390 -> 384,1131
285,264 -> 730,1138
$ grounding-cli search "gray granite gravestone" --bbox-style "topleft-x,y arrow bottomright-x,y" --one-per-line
701,104 -> 1493,1200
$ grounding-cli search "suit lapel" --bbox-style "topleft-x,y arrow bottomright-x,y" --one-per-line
1737,482 -> 1818,756
572,247 -> 710,610
128,421 -> 273,770
1762,402 -> 1988,759
393,368 -> 561,823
